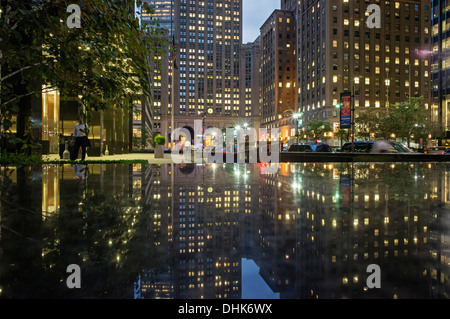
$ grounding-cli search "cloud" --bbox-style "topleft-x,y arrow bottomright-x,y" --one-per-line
243,0 -> 279,43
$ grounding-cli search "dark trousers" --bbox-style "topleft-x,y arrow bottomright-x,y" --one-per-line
71,137 -> 87,161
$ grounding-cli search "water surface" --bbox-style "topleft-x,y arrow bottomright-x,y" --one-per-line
0,162 -> 449,299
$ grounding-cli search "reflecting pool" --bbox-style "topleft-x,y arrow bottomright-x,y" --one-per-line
1,162 -> 450,299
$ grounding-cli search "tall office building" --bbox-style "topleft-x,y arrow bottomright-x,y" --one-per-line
297,0 -> 432,146
139,0 -> 246,148
280,0 -> 298,13
135,1 -> 174,149
260,10 -> 297,147
173,0 -> 244,141
432,0 -> 450,144
240,37 -> 262,126
141,0 -> 175,35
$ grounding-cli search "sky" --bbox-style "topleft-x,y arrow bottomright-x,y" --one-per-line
243,0 -> 279,43
241,258 -> 280,299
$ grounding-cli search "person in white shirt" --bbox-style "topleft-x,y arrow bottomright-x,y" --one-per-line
70,116 -> 90,160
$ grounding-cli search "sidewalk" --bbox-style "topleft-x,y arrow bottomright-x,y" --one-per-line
43,153 -> 175,164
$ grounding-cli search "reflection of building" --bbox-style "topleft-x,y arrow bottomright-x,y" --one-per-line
2,162 -> 450,299
143,164 -> 262,298
140,162 -> 450,299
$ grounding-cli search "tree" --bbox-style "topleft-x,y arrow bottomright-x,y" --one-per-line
1,0 -> 165,152
334,128 -> 351,146
356,108 -> 391,141
304,120 -> 332,141
386,97 -> 433,147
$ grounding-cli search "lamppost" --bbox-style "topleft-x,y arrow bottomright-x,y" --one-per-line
385,77 -> 391,113
202,108 -> 214,150
283,109 -> 303,144
292,112 -> 302,144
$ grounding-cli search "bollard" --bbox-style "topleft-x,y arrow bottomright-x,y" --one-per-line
63,141 -> 70,159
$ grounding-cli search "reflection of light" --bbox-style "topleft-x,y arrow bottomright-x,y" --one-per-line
292,182 -> 301,190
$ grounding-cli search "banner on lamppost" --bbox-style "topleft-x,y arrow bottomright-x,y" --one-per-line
340,92 -> 352,129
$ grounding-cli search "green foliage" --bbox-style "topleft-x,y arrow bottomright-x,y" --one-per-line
1,0 -> 166,152
354,97 -> 439,147
356,108 -> 390,141
304,120 -> 332,141
0,151 -> 149,165
386,97 -> 435,146
154,135 -> 166,146
0,151 -> 43,165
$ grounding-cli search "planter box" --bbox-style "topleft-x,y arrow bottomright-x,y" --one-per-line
155,145 -> 165,158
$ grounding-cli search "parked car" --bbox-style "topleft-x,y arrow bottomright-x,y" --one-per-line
424,147 -> 447,155
341,141 -> 399,153
288,143 -> 332,153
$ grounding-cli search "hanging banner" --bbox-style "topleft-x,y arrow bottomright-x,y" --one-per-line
340,92 -> 352,129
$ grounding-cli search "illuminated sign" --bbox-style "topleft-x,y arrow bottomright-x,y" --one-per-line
340,92 -> 352,129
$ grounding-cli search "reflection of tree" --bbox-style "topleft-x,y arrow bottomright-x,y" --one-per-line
353,163 -> 436,205
0,166 -> 164,299
0,166 -> 44,298
44,193 -> 163,298
298,162 -> 436,205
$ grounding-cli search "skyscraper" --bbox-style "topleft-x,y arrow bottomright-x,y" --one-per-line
135,1 -> 173,149
240,36 -> 262,125
139,0 -> 246,147
297,0 -> 432,146
173,0 -> 244,140
142,0 -> 175,35
431,0 -> 450,144
260,10 -> 297,147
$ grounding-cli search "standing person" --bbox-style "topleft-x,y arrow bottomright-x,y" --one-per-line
71,116 -> 90,161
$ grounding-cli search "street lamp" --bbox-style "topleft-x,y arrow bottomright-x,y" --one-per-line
385,70 -> 390,112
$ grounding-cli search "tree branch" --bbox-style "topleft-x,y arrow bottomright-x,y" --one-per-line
0,64 -> 40,82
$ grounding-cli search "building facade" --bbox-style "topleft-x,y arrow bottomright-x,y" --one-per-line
260,10 -> 297,148
297,0 -> 432,146
140,0 -> 265,149
432,0 -> 450,144
240,36 -> 262,130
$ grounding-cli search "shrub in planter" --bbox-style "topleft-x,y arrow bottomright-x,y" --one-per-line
154,136 -> 166,146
